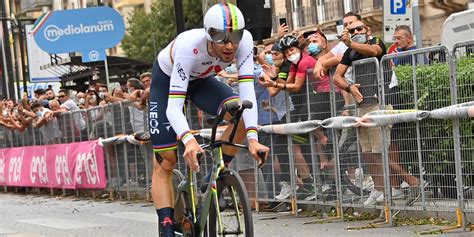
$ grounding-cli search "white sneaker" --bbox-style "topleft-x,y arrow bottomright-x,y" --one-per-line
392,188 -> 404,199
275,182 -> 297,200
364,190 -> 384,206
400,181 -> 410,189
321,184 -> 331,193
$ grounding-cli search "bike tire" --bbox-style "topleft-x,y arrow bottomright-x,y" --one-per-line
171,169 -> 195,237
208,169 -> 253,237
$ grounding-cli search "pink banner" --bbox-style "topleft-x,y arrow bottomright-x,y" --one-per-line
0,140 -> 106,189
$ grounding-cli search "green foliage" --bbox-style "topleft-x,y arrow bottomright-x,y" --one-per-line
121,0 -> 203,62
393,56 -> 474,187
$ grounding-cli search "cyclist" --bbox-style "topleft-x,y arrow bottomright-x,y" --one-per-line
148,3 -> 269,236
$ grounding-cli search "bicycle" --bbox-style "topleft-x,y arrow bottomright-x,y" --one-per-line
170,100 -> 266,237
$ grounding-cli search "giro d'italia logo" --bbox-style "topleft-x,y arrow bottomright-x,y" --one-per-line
43,22 -> 115,42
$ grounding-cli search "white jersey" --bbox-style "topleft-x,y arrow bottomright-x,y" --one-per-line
157,29 -> 259,143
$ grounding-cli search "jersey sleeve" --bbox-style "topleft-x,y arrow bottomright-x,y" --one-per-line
166,45 -> 196,144
295,56 -> 314,79
235,30 -> 259,141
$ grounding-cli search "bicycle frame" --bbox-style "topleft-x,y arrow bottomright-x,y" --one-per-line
174,101 -> 249,235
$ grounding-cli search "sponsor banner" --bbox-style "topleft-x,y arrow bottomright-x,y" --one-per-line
0,141 -> 105,189
32,7 -> 125,54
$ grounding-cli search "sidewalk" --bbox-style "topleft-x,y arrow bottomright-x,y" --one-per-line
0,193 -> 470,237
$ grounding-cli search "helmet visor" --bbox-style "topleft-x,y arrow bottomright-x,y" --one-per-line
207,28 -> 244,44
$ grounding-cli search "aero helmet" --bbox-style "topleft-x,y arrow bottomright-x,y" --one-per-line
204,3 -> 246,44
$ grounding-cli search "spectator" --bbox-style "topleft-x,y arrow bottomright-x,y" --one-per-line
332,20 -> 388,206
127,78 -> 144,102
51,89 -> 87,140
314,12 -> 362,110
261,35 -> 317,199
126,78 -> 146,133
84,88 -> 102,109
44,88 -> 56,101
386,25 -> 423,197
49,100 -> 61,111
76,91 -> 86,109
31,101 -> 61,144
138,72 -> 152,109
33,88 -> 45,100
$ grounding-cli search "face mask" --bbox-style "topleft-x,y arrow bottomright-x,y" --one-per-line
91,95 -> 97,101
308,43 -> 322,56
128,88 -> 133,93
265,54 -> 274,65
287,52 -> 301,64
78,98 -> 85,104
36,111 -> 42,117
351,34 -> 368,44
98,92 -> 104,99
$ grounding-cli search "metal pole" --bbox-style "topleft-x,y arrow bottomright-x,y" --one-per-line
0,30 -> 9,98
412,0 -> 423,48
104,56 -> 110,87
1,0 -> 13,99
173,0 -> 185,35
18,20 -> 28,94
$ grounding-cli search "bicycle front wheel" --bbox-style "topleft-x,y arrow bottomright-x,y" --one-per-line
208,169 -> 253,237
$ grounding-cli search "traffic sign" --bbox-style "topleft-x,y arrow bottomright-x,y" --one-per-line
383,0 -> 413,43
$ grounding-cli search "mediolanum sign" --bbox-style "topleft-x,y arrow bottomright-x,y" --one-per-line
32,7 -> 125,54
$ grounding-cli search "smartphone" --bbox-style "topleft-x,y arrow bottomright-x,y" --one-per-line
336,19 -> 344,36
279,18 -> 287,26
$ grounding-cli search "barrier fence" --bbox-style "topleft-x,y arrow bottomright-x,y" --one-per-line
0,41 -> 473,229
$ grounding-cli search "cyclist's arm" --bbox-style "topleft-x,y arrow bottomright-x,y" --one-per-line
166,55 -> 196,145
236,30 -> 259,141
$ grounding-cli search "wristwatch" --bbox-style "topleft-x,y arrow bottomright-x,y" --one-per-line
345,83 -> 352,93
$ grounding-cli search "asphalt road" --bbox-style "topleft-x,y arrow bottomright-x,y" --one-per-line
0,193 -> 471,237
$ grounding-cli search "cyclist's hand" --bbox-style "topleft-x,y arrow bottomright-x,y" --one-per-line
183,139 -> 203,172
248,139 -> 269,167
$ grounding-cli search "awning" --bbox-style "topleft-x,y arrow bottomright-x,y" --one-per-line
40,55 -> 152,83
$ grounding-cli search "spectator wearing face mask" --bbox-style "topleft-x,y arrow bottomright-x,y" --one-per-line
76,92 -> 86,109
333,20 -> 388,206
31,101 -> 61,144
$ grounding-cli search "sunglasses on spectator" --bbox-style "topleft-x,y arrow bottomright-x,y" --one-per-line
58,95 -> 66,98
207,28 -> 243,44
348,26 -> 366,34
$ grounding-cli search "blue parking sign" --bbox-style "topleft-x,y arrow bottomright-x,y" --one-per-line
390,0 -> 406,15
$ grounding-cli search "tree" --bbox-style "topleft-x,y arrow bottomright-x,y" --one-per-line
121,0 -> 203,62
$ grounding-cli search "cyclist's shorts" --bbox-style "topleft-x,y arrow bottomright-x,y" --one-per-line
149,60 -> 239,153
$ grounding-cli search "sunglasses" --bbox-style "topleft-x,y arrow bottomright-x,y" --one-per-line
58,95 -> 66,98
207,28 -> 243,44
348,26 -> 366,34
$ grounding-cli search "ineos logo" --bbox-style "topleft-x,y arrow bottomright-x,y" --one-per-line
176,63 -> 187,81
89,51 -> 100,61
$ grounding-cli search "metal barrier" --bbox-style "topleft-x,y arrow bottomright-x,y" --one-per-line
1,41 -> 473,229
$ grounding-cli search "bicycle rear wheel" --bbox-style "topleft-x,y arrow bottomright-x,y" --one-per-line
208,169 -> 253,237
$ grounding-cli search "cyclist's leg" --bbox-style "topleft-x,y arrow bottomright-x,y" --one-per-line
149,61 -> 178,236
188,77 -> 244,163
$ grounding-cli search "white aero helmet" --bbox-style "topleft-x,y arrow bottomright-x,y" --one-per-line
204,3 -> 246,44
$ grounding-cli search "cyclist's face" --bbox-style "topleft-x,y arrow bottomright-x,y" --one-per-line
211,41 -> 239,63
